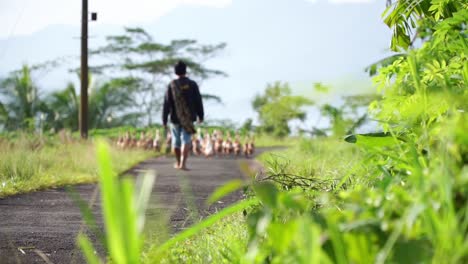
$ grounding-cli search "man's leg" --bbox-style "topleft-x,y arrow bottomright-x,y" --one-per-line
179,128 -> 193,170
173,147 -> 181,168
171,125 -> 182,169
179,144 -> 190,170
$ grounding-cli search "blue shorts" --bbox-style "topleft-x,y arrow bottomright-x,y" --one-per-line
171,124 -> 192,148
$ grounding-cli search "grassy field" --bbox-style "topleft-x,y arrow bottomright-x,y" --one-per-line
0,134 -> 155,197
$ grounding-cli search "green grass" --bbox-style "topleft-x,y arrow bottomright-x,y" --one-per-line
0,135 -> 155,197
257,137 -> 364,182
144,213 -> 248,264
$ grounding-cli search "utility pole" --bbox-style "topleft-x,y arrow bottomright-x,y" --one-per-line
80,0 -> 89,139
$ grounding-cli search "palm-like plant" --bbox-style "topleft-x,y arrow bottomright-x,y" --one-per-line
43,76 -> 143,131
0,101 -> 7,129
89,77 -> 143,128
43,82 -> 80,131
0,65 -> 43,131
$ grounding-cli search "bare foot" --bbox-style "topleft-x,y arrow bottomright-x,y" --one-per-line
173,163 -> 180,169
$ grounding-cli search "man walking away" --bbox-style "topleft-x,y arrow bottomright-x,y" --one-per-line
162,61 -> 204,170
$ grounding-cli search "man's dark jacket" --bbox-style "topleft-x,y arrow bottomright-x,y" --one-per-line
162,77 -> 204,126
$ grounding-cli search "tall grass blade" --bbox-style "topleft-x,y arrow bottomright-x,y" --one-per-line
78,234 -> 101,264
135,172 -> 156,233
96,141 -> 126,263
155,199 -> 259,256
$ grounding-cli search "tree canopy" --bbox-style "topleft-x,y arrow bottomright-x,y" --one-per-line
253,82 -> 313,137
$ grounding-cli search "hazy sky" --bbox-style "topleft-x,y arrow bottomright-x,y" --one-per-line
0,0 -> 391,126
1,0 -> 374,37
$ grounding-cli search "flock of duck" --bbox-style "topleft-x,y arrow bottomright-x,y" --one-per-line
115,128 -> 256,158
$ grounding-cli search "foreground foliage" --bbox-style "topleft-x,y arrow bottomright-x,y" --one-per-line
79,141 -> 156,264
235,2 -> 467,263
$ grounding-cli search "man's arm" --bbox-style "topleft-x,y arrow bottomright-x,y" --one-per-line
162,85 -> 171,127
193,82 -> 204,122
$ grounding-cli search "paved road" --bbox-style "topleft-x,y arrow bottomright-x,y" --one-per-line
0,153 -> 258,264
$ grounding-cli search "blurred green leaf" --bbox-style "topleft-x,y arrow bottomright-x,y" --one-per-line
207,179 -> 245,206
253,182 -> 279,209
345,133 -> 400,148
392,239 -> 432,263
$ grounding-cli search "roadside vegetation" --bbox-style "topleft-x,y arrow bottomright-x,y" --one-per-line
0,134 -> 153,197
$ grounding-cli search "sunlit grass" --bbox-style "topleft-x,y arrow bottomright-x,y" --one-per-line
258,137 -> 364,182
144,213 -> 248,264
0,135 -> 155,197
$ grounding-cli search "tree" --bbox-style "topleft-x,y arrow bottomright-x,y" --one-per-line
90,27 -> 227,126
43,76 -> 142,131
240,118 -> 254,134
253,82 -> 313,137
318,97 -> 375,137
88,77 -> 142,129
0,65 -> 45,131
320,104 -> 347,137
43,82 -> 79,131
